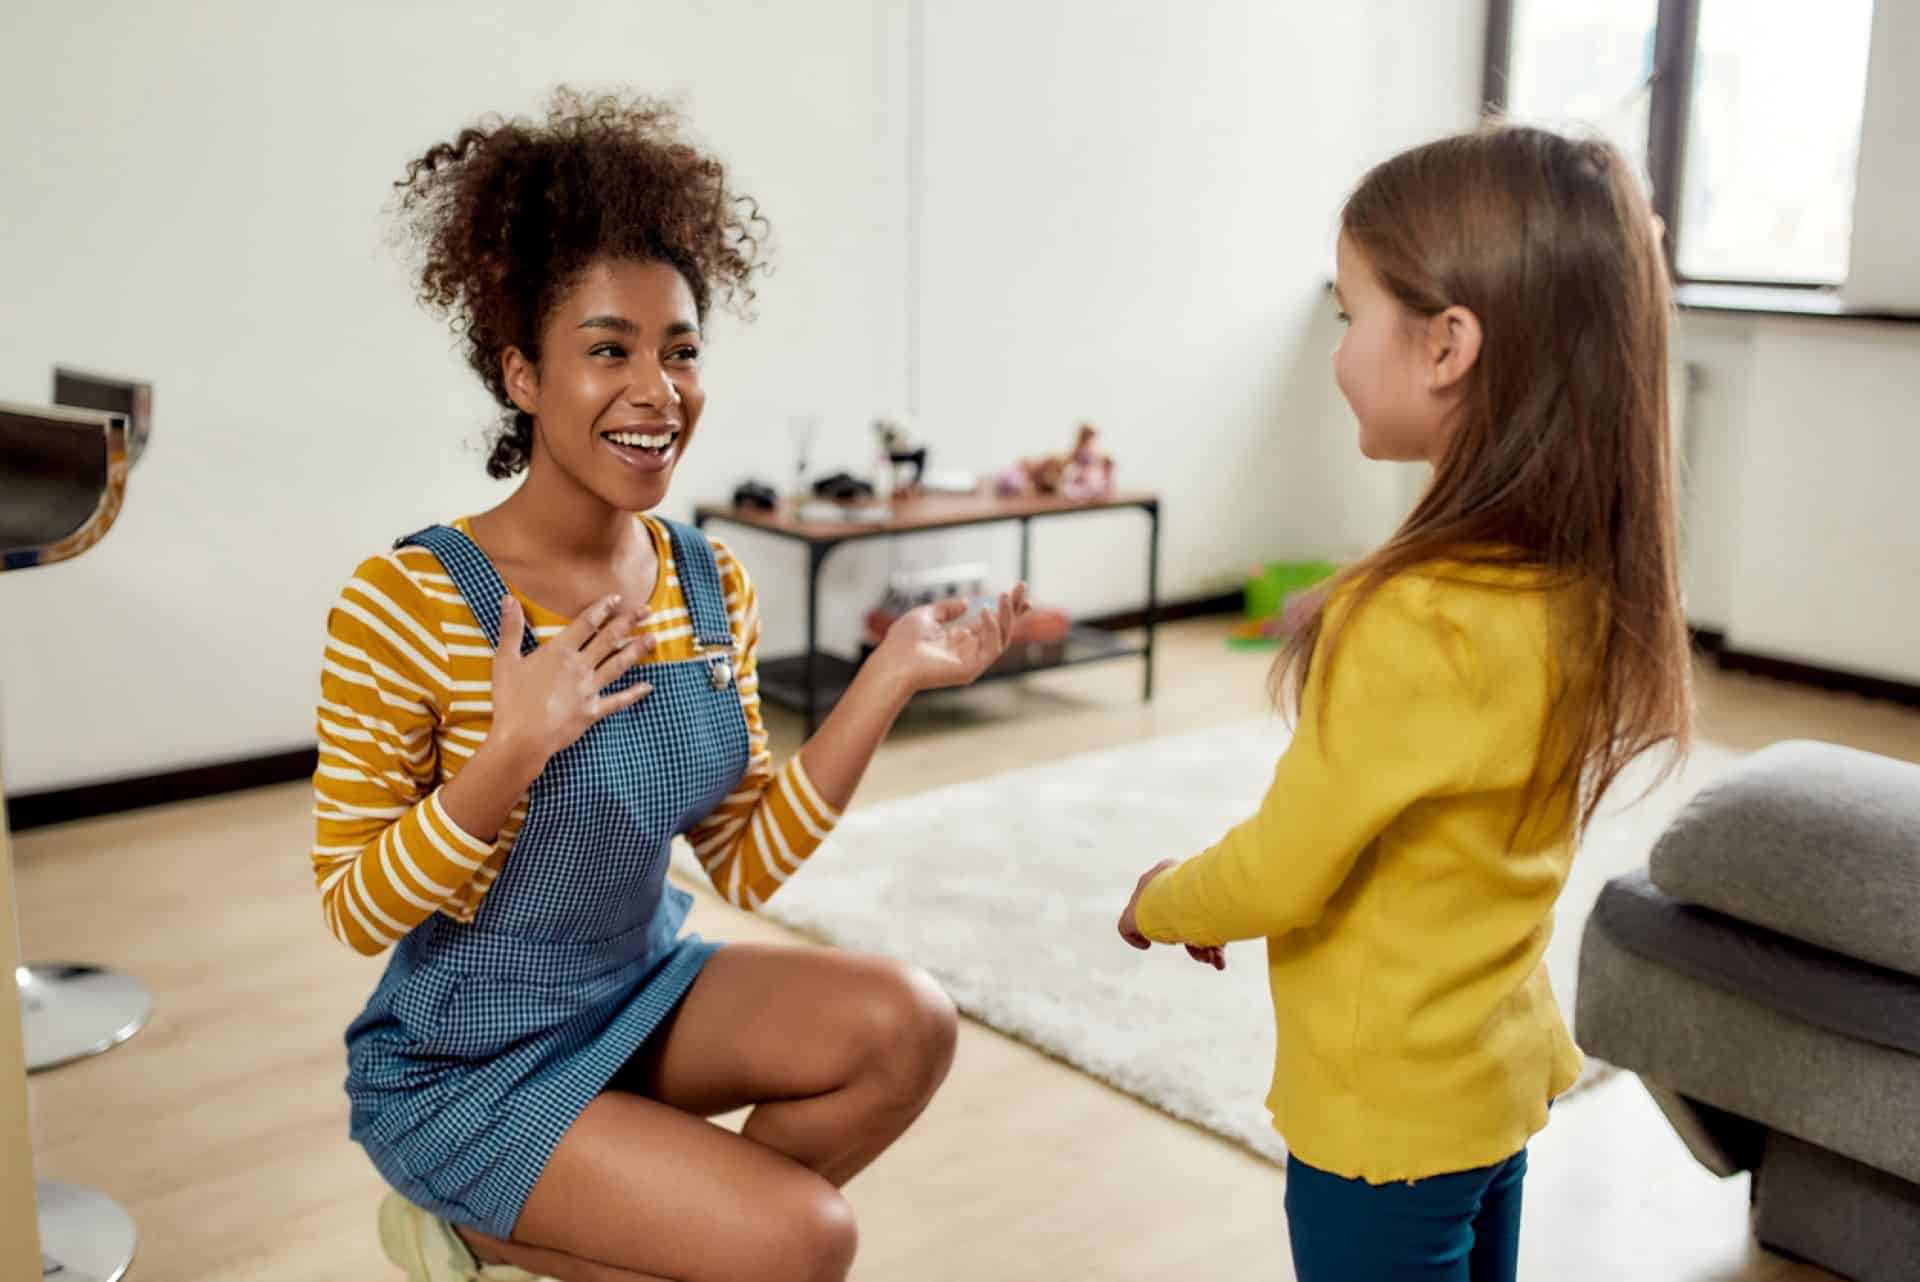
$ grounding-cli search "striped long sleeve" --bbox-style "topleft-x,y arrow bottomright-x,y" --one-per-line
684,547 -> 843,910
312,552 -> 496,956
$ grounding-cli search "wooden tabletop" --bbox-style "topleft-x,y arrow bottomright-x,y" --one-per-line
695,486 -> 1157,541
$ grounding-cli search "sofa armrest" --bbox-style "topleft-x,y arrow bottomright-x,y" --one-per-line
1650,740 -> 1920,980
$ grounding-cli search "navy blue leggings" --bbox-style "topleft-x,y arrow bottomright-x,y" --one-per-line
1284,1149 -> 1528,1282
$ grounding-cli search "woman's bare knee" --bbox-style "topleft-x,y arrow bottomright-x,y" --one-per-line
759,1181 -> 858,1282
858,962 -> 958,1104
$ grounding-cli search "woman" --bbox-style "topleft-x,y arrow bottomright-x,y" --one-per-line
312,90 -> 1028,1282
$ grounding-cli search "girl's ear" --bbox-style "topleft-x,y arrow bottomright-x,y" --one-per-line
503,347 -> 540,417
1423,305 -> 1483,393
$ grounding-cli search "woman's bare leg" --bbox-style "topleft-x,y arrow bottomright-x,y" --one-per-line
453,945 -> 956,1281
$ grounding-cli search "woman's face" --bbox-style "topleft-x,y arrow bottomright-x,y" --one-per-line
506,257 -> 707,513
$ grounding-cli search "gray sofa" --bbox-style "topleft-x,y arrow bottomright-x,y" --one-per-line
1577,739 -> 1920,1282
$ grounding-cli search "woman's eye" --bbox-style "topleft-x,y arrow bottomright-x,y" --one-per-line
669,346 -> 702,363
591,343 -> 627,359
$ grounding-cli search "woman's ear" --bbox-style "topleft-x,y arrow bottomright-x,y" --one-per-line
1424,305 -> 1483,393
502,347 -> 540,417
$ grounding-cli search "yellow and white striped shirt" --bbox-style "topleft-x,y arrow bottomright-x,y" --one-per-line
311,515 -> 839,956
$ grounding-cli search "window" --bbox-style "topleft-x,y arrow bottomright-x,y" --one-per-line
1486,0 -> 1877,289
1503,0 -> 1658,184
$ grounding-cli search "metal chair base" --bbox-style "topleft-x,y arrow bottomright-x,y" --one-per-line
38,1178 -> 136,1282
18,964 -> 151,1072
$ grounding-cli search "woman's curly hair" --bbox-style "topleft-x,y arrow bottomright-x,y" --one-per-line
393,89 -> 770,477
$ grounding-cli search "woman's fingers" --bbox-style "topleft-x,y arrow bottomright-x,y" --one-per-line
928,598 -> 970,627
496,594 -> 525,662
591,617 -> 654,670
974,604 -> 1005,661
556,594 -> 624,651
593,679 -> 655,723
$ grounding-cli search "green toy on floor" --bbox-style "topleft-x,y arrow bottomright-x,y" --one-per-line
1228,559 -> 1339,649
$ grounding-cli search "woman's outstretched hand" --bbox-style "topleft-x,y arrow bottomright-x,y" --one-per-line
1119,859 -> 1225,970
873,584 -> 1032,694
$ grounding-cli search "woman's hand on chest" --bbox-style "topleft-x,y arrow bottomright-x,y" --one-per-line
488,593 -> 658,767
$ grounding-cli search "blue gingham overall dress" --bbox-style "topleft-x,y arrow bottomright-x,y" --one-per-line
342,519 -> 750,1238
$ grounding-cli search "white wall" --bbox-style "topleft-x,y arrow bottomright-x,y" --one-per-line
3,0 -> 1483,793
1675,314 -> 1920,683
1671,0 -> 1920,683
904,0 -> 1482,619
1843,0 -> 1920,311
1670,314 -> 1755,633
0,0 -> 911,793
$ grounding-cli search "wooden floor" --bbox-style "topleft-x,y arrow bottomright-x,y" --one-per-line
18,619 -> 1919,1281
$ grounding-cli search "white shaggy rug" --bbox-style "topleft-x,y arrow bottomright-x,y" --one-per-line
678,721 -> 1743,1165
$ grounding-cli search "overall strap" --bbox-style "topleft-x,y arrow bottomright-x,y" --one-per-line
660,520 -> 736,652
393,524 -> 535,656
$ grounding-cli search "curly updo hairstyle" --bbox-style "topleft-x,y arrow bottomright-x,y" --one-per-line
393,89 -> 770,477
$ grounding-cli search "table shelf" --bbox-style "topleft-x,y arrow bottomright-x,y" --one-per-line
696,485 -> 1160,733
758,626 -> 1146,716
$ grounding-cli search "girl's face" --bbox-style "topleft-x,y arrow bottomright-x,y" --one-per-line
505,257 -> 707,513
1332,233 -> 1454,464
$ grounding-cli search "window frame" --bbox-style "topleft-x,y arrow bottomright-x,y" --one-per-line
1483,0 -> 1850,293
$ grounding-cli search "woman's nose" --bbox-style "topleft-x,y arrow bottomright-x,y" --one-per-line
625,358 -> 678,410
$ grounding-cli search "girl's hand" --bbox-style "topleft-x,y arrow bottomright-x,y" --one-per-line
487,593 -> 656,768
1118,858 -> 1179,950
873,584 -> 1031,694
1185,944 -> 1226,971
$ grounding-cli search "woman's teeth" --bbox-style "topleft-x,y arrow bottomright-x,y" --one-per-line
605,430 -> 679,454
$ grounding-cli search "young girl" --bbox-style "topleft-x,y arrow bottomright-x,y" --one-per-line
314,92 -> 1027,1282
1118,125 -> 1691,1281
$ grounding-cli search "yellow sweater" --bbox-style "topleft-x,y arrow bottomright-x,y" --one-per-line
1135,565 -> 1585,1183
311,515 -> 840,956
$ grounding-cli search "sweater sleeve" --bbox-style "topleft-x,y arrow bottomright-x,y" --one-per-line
310,553 -> 496,955
683,542 -> 844,910
1134,577 -> 1493,947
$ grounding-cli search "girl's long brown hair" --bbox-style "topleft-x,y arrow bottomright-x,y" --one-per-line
1280,125 -> 1692,835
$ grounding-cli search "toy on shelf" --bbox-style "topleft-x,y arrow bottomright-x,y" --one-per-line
861,563 -> 1073,669
731,479 -> 778,511
875,418 -> 928,495
994,421 -> 1116,500
1227,559 -> 1339,649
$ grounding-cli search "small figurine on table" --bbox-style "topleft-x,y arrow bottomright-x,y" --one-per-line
876,418 -> 928,495
995,421 -> 1116,499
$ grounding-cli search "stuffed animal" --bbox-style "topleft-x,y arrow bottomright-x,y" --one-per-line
995,422 -> 1116,499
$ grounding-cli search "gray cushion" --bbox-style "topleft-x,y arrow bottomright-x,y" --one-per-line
1591,871 -> 1920,1058
1649,739 -> 1920,980
1577,915 -> 1920,1185
1754,1131 -> 1920,1282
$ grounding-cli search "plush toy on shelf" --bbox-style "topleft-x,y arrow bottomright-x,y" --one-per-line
994,421 -> 1116,500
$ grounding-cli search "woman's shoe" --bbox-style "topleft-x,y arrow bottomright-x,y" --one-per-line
377,1191 -> 547,1282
